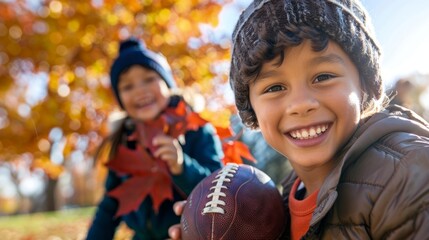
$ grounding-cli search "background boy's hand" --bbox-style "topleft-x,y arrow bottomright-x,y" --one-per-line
168,201 -> 186,240
153,134 -> 184,175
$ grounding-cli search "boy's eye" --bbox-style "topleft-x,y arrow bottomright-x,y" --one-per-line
146,76 -> 159,83
314,74 -> 335,83
119,83 -> 133,92
265,85 -> 285,93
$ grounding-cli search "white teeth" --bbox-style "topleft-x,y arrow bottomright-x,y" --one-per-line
290,124 -> 329,140
309,128 -> 316,137
301,129 -> 309,138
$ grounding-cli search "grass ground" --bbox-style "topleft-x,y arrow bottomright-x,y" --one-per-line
0,207 -> 132,240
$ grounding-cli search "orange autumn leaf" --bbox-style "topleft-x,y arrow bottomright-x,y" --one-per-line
164,100 -> 207,137
215,126 -> 233,139
222,141 -> 256,165
186,112 -> 208,131
216,126 -> 256,165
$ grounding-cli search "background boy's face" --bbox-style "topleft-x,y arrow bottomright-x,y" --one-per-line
118,65 -> 170,122
249,40 -> 362,174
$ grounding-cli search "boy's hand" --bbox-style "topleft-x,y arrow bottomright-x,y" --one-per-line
152,134 -> 184,175
168,201 -> 186,240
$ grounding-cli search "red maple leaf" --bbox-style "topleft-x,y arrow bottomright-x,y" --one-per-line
108,176 -> 155,217
106,145 -> 173,217
167,120 -> 187,139
165,100 -> 187,118
106,145 -> 154,175
150,167 -> 174,213
164,100 -> 207,138
136,118 -> 168,155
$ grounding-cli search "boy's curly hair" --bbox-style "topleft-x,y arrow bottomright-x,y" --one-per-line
230,0 -> 385,129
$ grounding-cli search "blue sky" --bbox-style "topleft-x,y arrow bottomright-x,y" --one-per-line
218,0 -> 429,88
361,0 -> 429,87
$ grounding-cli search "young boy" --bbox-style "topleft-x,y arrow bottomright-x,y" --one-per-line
169,0 -> 429,239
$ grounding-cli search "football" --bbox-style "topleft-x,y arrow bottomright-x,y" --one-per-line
181,163 -> 285,240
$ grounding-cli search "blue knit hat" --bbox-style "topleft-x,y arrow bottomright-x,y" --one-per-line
110,37 -> 176,108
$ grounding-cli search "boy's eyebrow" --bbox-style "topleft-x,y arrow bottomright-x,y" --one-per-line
310,53 -> 345,66
256,68 -> 280,81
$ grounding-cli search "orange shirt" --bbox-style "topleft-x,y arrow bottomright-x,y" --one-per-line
289,179 -> 319,240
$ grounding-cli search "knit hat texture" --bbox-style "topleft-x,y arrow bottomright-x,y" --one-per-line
230,0 -> 383,126
110,37 -> 176,108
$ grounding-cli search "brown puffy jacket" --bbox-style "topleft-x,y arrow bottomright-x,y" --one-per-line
281,105 -> 429,239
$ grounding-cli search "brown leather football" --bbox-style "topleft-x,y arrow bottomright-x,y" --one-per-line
181,163 -> 285,240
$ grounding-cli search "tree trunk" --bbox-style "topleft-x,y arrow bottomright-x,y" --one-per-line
45,178 -> 58,211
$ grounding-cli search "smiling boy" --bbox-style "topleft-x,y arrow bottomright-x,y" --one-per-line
227,0 -> 429,239
168,0 -> 429,239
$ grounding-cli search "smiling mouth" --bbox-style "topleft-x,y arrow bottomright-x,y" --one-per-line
289,124 -> 329,140
134,99 -> 154,108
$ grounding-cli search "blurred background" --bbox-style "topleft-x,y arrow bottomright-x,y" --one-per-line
0,0 -> 428,239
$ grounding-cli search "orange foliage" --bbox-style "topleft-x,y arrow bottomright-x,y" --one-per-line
0,0 -> 234,171
33,157 -> 64,179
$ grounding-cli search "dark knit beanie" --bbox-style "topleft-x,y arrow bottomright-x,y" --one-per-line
110,37 -> 176,108
230,0 -> 383,128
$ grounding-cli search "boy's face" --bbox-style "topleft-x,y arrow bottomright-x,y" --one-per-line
118,65 -> 170,122
249,40 -> 362,174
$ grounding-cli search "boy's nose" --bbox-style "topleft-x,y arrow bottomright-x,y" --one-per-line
134,81 -> 150,92
285,88 -> 319,117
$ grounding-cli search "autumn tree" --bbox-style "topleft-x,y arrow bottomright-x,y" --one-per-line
0,0 -> 234,212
